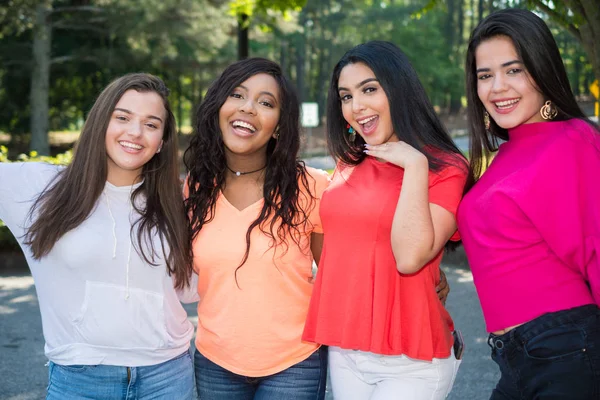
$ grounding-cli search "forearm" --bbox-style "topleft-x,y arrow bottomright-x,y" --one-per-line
391,158 -> 435,274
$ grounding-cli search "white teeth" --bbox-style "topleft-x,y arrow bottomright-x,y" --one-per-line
495,99 -> 519,107
232,120 -> 257,132
358,115 -> 377,125
119,141 -> 142,150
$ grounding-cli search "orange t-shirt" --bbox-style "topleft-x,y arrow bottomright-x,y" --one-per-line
191,167 -> 329,376
303,156 -> 467,360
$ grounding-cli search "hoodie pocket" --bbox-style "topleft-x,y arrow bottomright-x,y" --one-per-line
73,281 -> 169,349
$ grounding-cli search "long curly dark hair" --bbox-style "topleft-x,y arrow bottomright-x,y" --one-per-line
184,58 -> 315,276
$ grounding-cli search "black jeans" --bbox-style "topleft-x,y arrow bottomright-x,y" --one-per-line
488,304 -> 600,400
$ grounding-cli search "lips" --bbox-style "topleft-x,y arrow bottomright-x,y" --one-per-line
119,140 -> 143,153
492,98 -> 520,114
231,119 -> 257,137
357,115 -> 378,136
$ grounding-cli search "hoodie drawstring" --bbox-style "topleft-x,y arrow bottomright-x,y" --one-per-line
104,191 -> 133,300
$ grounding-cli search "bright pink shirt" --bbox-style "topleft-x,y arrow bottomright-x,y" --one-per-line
457,119 -> 600,332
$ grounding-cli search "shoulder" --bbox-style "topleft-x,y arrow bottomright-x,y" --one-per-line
536,119 -> 600,167
0,162 -> 62,187
428,152 -> 469,184
304,166 -> 330,183
302,166 -> 330,196
562,119 -> 600,153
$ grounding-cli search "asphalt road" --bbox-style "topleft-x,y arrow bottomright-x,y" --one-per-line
0,264 -> 498,400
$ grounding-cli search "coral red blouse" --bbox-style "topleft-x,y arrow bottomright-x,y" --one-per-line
303,155 -> 467,360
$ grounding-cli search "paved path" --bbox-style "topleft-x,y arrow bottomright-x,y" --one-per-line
0,265 -> 498,399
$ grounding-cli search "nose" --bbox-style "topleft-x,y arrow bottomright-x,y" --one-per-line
129,121 -> 143,137
491,75 -> 508,93
351,96 -> 365,114
239,99 -> 257,115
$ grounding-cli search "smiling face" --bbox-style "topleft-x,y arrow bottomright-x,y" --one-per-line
104,89 -> 166,186
337,62 -> 397,146
218,73 -> 281,160
475,35 -> 546,129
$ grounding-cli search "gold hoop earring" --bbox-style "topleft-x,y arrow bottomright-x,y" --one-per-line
540,100 -> 557,120
483,111 -> 491,131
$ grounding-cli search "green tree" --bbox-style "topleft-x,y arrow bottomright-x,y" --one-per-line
228,0 -> 306,59
524,0 -> 600,84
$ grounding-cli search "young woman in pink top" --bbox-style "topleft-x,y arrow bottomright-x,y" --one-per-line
303,41 -> 466,399
184,58 -> 329,399
458,9 -> 600,399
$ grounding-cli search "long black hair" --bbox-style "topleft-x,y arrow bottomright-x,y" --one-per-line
184,58 -> 315,274
327,40 -> 464,171
464,8 -> 597,192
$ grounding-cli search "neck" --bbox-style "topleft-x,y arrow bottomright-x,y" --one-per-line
106,169 -> 142,187
225,151 -> 267,178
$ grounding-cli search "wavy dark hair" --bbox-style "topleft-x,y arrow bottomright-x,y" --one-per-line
327,40 -> 465,172
464,8 -> 599,192
184,58 -> 315,275
25,73 -> 192,289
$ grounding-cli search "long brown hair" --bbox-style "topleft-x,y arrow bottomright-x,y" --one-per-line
25,73 -> 192,289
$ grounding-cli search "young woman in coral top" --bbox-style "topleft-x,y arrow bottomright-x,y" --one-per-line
184,58 -> 329,399
303,41 -> 467,399
458,9 -> 600,399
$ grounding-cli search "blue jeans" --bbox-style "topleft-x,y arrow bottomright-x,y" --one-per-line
46,351 -> 195,399
194,347 -> 327,400
488,304 -> 600,400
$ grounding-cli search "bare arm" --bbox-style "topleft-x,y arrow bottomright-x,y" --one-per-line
310,232 -> 324,266
365,142 -> 457,274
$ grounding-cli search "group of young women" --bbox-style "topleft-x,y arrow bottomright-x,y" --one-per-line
0,8 -> 598,400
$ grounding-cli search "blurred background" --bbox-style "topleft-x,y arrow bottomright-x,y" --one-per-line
1,2 -> 599,398
0,0 -> 598,160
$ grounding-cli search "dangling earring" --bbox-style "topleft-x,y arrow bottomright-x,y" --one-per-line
540,100 -> 557,120
483,111 -> 491,131
346,123 -> 356,142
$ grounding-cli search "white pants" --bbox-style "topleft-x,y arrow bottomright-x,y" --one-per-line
328,346 -> 460,400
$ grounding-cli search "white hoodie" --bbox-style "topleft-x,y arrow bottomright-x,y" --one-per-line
0,162 -> 195,366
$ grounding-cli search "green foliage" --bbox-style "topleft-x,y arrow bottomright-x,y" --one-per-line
0,0 -> 596,150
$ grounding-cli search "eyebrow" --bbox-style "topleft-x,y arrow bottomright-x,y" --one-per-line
114,108 -> 163,123
338,77 -> 379,92
476,60 -> 522,73
236,85 -> 279,104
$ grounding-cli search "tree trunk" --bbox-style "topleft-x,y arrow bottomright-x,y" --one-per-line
279,39 -> 287,74
295,11 -> 307,103
29,1 -> 52,155
445,0 -> 455,49
576,0 -> 600,85
238,13 -> 249,60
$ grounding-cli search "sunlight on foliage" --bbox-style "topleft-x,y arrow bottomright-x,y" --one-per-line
1,146 -> 72,165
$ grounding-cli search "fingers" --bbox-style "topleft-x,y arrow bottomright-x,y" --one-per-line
363,142 -> 393,158
363,143 -> 390,152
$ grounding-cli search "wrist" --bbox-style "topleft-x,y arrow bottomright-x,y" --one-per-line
405,153 -> 428,170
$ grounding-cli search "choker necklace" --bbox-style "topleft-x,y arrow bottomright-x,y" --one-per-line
226,165 -> 266,177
